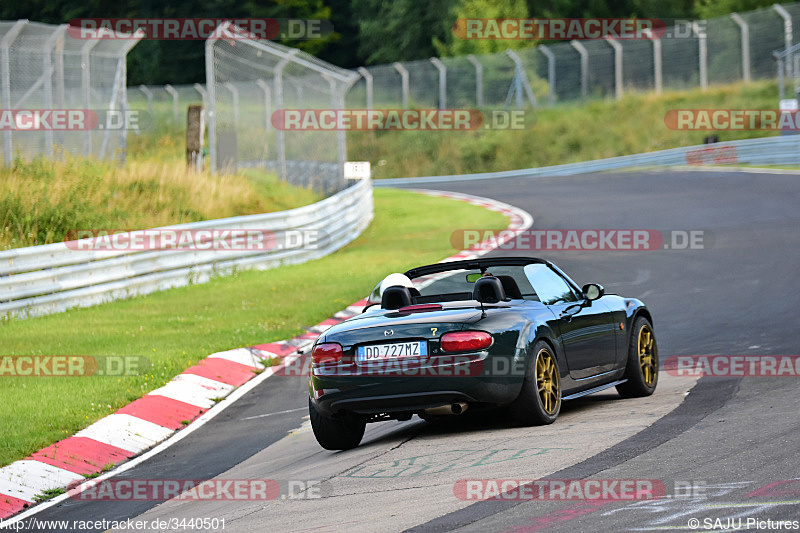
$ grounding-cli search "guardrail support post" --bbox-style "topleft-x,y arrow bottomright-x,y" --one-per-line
731,13 -> 751,83
466,54 -> 483,108
570,40 -> 589,101
393,62 -> 409,109
538,45 -> 556,107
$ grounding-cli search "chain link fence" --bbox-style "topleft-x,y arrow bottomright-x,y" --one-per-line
347,2 -> 800,109
205,22 -> 358,193
0,20 -> 141,165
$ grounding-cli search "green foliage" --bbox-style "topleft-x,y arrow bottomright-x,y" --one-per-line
434,0 -> 532,57
693,0 -> 777,18
352,0 -> 457,64
350,80 -> 781,179
0,0 -> 779,82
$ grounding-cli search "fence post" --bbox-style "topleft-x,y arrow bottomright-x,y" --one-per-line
730,13 -> 751,83
138,85 -> 154,125
606,38 -> 623,100
100,57 -> 125,159
430,57 -> 447,109
118,35 -> 142,165
393,62 -> 409,109
538,45 -> 555,107
81,38 -> 100,157
223,82 -> 239,125
647,32 -> 662,95
275,49 -> 300,181
1,20 -> 27,165
775,51 -> 785,101
570,40 -> 588,101
204,25 -> 220,173
505,49 -> 536,108
164,84 -> 179,123
42,25 -> 67,157
255,79 -> 272,131
774,5 -> 793,83
193,83 -> 207,109
357,67 -> 373,109
466,54 -> 483,108
691,23 -> 707,91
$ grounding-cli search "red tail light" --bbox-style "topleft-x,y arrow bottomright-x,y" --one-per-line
312,343 -> 343,365
440,331 -> 493,352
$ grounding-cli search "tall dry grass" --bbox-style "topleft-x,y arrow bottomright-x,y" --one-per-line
0,133 -> 319,250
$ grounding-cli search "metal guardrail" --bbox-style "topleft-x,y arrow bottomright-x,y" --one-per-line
374,135 -> 800,186
0,179 -> 373,319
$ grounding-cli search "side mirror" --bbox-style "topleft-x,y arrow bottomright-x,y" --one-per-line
582,283 -> 604,301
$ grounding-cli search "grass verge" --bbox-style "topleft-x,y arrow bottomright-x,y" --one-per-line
350,80 -> 782,179
0,187 -> 508,467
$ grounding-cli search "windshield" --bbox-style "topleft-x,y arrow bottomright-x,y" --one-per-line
414,266 -> 538,303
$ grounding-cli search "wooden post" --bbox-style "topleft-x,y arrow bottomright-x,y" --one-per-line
186,104 -> 204,171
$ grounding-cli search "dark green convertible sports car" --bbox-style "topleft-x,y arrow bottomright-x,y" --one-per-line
308,257 -> 658,450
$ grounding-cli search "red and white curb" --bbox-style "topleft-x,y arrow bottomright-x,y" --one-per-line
0,189 -> 532,522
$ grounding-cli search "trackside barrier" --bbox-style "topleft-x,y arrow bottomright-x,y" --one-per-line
0,179 -> 373,319
373,135 -> 800,186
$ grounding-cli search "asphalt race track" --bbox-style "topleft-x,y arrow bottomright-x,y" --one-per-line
18,169 -> 800,532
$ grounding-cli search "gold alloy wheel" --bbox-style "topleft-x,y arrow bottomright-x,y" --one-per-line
638,325 -> 657,387
536,348 -> 560,415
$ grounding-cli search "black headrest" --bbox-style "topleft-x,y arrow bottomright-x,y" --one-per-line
473,276 -> 507,303
496,275 -> 523,299
382,286 -> 413,310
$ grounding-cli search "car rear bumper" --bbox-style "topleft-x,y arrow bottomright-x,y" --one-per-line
310,374 -> 522,417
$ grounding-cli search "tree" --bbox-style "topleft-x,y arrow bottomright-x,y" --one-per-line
433,0 -> 531,57
352,0 -> 456,64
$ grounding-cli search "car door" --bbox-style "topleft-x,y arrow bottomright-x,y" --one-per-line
524,263 -> 617,379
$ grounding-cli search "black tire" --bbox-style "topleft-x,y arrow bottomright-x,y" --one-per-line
308,398 -> 366,451
616,317 -> 658,398
508,341 -> 561,426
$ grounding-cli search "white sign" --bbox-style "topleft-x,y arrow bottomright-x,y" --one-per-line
344,161 -> 371,180
779,99 -> 798,111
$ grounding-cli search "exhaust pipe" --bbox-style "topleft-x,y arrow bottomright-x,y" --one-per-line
423,402 -> 468,416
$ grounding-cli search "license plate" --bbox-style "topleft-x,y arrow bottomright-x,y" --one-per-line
356,341 -> 428,363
